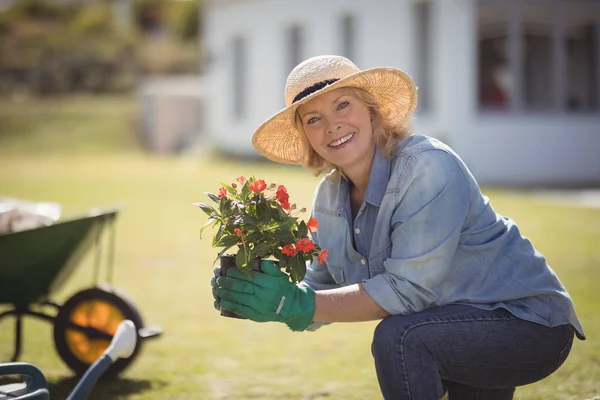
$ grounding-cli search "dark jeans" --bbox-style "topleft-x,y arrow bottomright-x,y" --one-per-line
371,304 -> 574,400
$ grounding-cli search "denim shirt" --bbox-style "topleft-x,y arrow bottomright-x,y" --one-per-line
301,135 -> 585,339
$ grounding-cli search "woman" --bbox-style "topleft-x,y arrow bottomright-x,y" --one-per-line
213,55 -> 585,400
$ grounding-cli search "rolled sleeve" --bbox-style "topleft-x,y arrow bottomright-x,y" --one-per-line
362,150 -> 471,315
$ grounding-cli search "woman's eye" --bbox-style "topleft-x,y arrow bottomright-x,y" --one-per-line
307,116 -> 320,124
337,101 -> 349,110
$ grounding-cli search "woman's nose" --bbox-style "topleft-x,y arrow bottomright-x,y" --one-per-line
326,119 -> 341,134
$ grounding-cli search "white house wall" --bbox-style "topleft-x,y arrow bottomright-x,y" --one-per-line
204,0 -> 600,186
203,0 -> 417,157
455,117 -> 600,186
425,0 -> 600,186
403,0 -> 600,186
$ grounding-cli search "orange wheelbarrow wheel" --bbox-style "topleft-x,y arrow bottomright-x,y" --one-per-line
53,286 -> 144,378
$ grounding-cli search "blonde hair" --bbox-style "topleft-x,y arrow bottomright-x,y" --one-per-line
294,86 -> 414,175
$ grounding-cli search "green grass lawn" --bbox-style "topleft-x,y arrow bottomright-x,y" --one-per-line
0,95 -> 599,399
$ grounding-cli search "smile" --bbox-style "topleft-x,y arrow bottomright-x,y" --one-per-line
328,133 -> 355,147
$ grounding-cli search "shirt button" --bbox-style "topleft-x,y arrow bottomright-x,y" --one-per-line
354,228 -> 361,234
360,259 -> 366,265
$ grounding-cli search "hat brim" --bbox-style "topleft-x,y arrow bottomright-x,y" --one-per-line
251,67 -> 418,164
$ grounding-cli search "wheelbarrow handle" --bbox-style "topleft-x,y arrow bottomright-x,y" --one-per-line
0,363 -> 49,399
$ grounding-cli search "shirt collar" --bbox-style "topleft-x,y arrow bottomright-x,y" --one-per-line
337,149 -> 391,211
364,149 -> 390,207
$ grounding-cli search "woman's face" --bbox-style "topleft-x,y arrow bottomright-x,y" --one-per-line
298,88 -> 375,170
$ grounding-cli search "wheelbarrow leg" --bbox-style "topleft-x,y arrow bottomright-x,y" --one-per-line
13,313 -> 23,362
0,309 -> 23,362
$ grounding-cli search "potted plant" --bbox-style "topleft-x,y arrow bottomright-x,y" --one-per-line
195,176 -> 328,318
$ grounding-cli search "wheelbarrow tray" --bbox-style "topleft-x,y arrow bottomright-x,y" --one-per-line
0,206 -> 162,377
0,207 -> 119,308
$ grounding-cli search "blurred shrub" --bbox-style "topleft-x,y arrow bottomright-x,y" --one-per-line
0,0 -> 70,21
69,3 -> 114,36
133,0 -> 164,37
133,0 -> 200,42
0,0 -> 201,96
166,0 -> 200,42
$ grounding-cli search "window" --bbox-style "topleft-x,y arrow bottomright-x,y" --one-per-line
413,0 -> 431,112
478,0 -> 510,110
341,14 -> 355,62
565,5 -> 598,111
287,25 -> 303,74
477,0 -> 600,113
522,1 -> 554,110
232,36 -> 245,120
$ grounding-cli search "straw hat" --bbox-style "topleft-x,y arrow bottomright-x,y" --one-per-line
251,55 -> 418,164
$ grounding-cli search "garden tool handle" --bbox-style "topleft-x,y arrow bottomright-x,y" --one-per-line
105,320 -> 137,361
65,320 -> 137,400
65,355 -> 111,400
0,362 -> 49,399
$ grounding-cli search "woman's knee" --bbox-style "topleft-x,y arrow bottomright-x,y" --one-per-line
372,317 -> 397,357
372,316 -> 421,358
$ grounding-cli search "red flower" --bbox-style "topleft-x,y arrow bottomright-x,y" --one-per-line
236,176 -> 246,183
234,228 -> 243,236
231,182 -> 237,188
307,217 -> 318,233
218,187 -> 227,199
317,249 -> 329,264
249,179 -> 267,193
295,238 -> 315,253
276,186 -> 289,201
281,244 -> 297,257
276,185 -> 290,210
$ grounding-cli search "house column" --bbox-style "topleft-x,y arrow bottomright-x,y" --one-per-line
429,0 -> 477,141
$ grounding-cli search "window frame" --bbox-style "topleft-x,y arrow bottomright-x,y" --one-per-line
477,0 -> 600,115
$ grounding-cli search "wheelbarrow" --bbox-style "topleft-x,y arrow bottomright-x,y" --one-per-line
0,319 -> 138,399
0,206 -> 162,378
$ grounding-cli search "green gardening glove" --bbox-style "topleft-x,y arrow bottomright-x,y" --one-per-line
210,265 -> 221,311
216,260 -> 315,332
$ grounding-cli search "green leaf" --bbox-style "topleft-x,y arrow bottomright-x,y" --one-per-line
243,230 -> 263,244
242,215 -> 260,226
288,255 -> 307,283
221,182 -> 237,196
236,246 -> 248,269
277,252 -> 288,268
268,209 -> 282,224
213,248 -> 230,265
206,192 -> 220,204
278,217 -> 297,230
195,202 -> 217,217
277,205 -> 290,219
240,181 -> 251,201
212,224 -> 224,247
219,195 -> 233,211
298,220 -> 308,238
215,234 -> 241,249
199,218 -> 218,238
250,242 -> 270,259
273,227 -> 295,243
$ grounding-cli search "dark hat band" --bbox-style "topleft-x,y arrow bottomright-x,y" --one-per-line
292,79 -> 340,104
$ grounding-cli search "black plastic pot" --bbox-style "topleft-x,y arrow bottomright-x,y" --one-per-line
219,254 -> 263,319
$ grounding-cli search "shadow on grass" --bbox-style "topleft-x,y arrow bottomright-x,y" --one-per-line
47,376 -> 167,400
